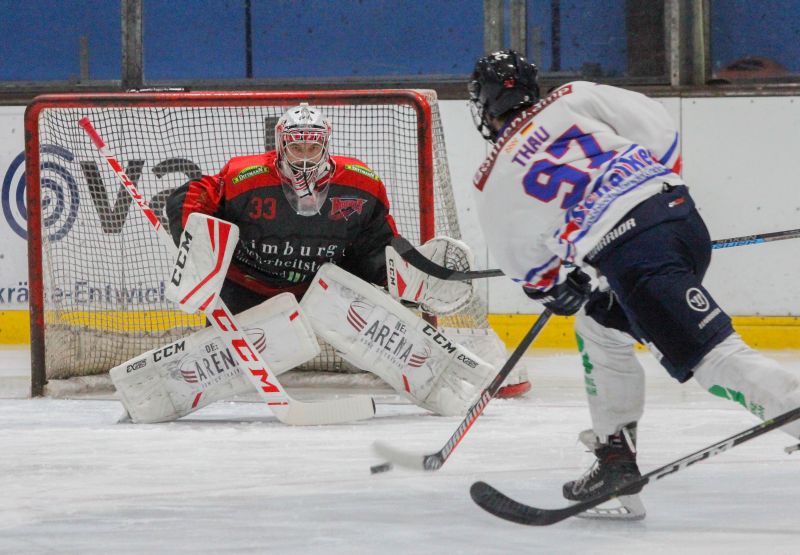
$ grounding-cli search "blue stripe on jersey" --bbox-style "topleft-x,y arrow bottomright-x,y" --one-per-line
523,254 -> 560,285
658,133 -> 679,166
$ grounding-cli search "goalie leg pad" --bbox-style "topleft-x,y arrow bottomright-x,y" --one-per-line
442,327 -> 530,398
111,292 -> 320,423
301,263 -> 496,416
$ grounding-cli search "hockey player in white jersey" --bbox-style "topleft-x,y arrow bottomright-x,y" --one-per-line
468,49 -> 800,516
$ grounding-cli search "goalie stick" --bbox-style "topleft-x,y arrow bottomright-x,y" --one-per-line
391,227 -> 800,281
470,404 -> 800,526
370,309 -> 552,474
79,117 -> 375,426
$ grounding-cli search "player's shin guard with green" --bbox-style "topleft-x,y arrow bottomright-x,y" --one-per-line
693,332 -> 800,439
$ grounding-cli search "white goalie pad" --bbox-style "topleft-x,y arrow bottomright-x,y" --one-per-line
301,263 -> 496,416
386,236 -> 474,315
442,326 -> 529,393
166,213 -> 238,314
110,293 -> 319,423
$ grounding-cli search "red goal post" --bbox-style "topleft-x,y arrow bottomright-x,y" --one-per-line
25,89 -> 490,396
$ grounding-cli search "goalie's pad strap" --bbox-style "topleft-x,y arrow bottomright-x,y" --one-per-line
111,293 -> 319,423
301,263 -> 495,416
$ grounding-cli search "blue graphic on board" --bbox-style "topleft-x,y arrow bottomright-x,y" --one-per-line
2,145 -> 80,241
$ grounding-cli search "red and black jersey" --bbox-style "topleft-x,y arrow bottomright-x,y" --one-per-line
167,151 -> 397,300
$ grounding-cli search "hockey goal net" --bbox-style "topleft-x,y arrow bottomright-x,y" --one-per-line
26,89 -> 502,396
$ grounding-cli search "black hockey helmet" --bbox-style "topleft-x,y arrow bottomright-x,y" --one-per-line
469,49 -> 540,141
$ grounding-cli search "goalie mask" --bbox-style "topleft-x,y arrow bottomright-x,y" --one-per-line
469,49 -> 540,142
275,103 -> 333,216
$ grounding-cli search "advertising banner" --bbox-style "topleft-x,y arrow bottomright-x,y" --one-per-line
0,106 -> 29,310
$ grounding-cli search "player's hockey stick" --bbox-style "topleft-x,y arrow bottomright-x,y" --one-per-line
470,404 -> 800,525
370,309 -> 552,474
709,227 -> 800,249
79,117 -> 375,426
392,227 -> 800,281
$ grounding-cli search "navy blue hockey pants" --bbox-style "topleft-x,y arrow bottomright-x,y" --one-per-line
584,185 -> 734,382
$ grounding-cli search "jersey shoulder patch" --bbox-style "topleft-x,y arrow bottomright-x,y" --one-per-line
330,156 -> 389,208
335,156 -> 381,182
221,153 -> 280,198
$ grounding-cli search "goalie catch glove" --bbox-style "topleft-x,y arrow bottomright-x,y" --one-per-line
524,268 -> 592,316
385,236 -> 474,315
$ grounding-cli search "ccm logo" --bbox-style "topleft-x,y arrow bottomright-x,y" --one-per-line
209,307 -> 280,394
387,258 -> 397,287
153,341 -> 186,362
170,230 -> 193,286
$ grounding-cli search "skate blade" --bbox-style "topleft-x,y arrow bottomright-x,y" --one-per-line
577,494 -> 646,521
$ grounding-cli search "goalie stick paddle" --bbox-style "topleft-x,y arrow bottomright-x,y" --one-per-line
79,117 -> 375,426
370,309 -> 553,474
470,404 -> 800,526
392,228 -> 800,281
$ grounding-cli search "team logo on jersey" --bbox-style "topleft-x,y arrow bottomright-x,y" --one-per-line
329,197 -> 367,220
686,287 -> 710,312
231,165 -> 269,185
344,164 -> 380,181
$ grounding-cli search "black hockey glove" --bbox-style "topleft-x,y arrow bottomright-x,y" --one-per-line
523,268 -> 592,316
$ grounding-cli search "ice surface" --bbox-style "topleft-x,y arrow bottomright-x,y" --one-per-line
1,347 -> 799,554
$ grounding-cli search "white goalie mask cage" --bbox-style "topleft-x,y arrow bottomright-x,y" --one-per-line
275,103 -> 334,216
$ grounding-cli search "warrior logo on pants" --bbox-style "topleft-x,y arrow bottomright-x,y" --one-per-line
685,288 -> 710,312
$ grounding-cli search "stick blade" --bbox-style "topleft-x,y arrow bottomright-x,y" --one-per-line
470,481 -> 571,526
274,396 -> 375,426
371,440 -> 428,471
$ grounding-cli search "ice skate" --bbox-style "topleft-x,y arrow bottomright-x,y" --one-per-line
564,423 -> 646,520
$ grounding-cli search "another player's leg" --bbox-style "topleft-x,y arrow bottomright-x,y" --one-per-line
692,332 -> 800,439
601,207 -> 800,442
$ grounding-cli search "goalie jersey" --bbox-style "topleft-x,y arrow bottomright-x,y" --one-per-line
167,151 -> 397,300
473,81 -> 683,292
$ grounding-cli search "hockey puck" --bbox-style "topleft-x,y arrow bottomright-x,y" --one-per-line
370,462 -> 393,474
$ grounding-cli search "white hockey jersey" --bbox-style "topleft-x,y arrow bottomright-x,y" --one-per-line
473,81 -> 683,291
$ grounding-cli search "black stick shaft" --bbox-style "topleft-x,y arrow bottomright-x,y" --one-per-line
394,227 -> 800,281
711,228 -> 800,249
428,310 -> 553,468
472,404 -> 800,525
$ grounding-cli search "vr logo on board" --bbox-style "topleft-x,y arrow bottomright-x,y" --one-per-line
11,151 -> 206,242
2,146 -> 80,241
